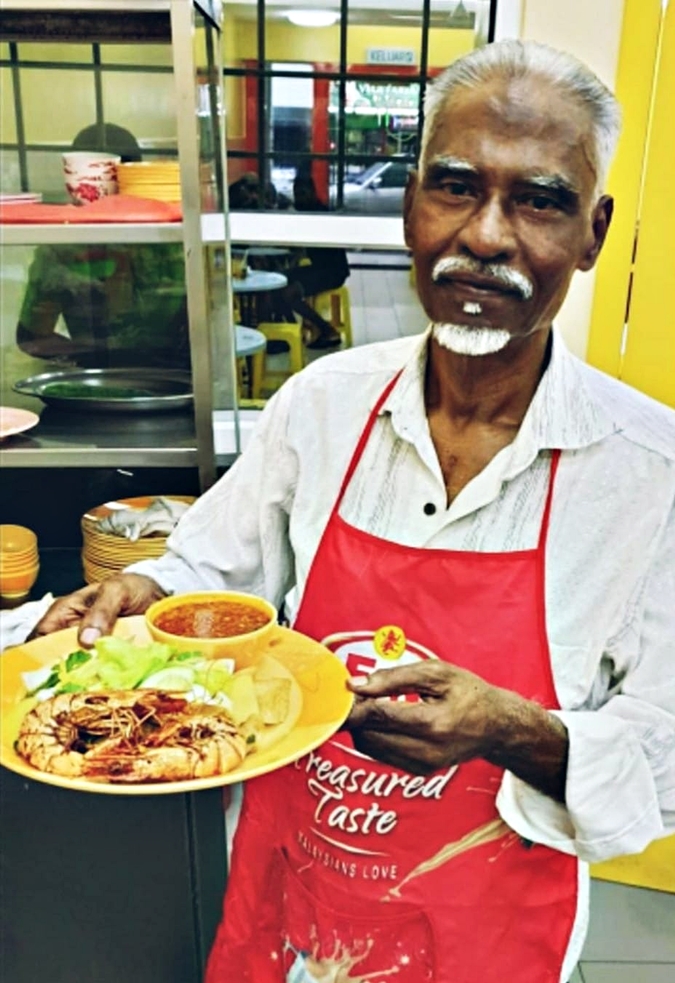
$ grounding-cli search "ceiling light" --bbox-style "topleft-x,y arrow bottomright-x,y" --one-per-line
286,9 -> 339,28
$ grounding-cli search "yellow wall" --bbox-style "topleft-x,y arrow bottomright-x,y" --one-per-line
615,0 -> 675,407
586,0 -> 662,379
520,0 -> 626,357
587,0 -> 675,889
224,19 -> 474,67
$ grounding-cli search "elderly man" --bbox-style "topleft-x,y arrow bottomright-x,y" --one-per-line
33,40 -> 674,983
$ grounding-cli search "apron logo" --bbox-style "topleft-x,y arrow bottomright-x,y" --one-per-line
373,624 -> 406,660
322,629 -> 438,679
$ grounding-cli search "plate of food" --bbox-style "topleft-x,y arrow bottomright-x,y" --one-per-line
0,614 -> 352,795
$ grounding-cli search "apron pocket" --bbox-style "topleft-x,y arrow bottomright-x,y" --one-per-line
278,848 -> 435,982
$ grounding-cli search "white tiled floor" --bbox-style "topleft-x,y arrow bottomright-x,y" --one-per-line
571,880 -> 675,981
348,260 -> 425,345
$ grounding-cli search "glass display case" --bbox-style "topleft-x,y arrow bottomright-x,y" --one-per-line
0,0 -> 238,490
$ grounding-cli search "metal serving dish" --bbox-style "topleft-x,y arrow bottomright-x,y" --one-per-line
14,368 -> 193,414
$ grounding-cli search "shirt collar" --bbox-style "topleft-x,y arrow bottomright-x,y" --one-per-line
380,327 -> 617,476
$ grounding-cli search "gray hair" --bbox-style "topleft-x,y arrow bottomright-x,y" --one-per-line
420,40 -> 621,194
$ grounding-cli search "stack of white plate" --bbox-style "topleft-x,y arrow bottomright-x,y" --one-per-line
81,495 -> 195,584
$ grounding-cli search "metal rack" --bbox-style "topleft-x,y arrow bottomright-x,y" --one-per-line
0,0 -> 237,489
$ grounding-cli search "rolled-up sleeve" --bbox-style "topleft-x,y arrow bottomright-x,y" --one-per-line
497,497 -> 675,863
128,382 -> 299,609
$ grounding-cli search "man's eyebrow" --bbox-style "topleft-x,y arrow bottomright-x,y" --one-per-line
424,154 -> 479,176
524,174 -> 580,197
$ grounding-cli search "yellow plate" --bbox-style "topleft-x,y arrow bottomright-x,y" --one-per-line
0,616 -> 352,796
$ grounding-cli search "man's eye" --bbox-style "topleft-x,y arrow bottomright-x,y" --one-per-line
440,181 -> 474,197
522,194 -> 561,211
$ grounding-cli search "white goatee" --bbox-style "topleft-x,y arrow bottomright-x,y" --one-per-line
432,323 -> 512,356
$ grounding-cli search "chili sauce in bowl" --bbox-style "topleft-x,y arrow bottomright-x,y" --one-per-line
145,591 -> 278,659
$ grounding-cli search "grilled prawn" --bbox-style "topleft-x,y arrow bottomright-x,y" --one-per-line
16,690 -> 249,783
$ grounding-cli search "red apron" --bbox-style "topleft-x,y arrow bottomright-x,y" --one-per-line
206,372 -> 577,983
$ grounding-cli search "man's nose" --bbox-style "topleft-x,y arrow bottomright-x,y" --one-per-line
456,196 -> 516,261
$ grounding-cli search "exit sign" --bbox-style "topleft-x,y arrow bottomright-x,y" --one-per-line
366,48 -> 415,66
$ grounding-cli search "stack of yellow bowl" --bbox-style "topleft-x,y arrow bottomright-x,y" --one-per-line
116,160 -> 182,203
80,495 -> 195,584
0,525 -> 39,599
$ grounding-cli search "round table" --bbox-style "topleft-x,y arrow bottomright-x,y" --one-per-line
232,270 -> 288,327
246,246 -> 292,273
231,270 -> 287,293
234,324 -> 266,356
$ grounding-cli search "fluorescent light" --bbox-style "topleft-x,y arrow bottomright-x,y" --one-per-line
286,9 -> 339,28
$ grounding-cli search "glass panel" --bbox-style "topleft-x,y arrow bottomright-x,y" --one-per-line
265,3 -> 340,66
101,71 -> 177,151
0,149 -> 21,194
9,240 -> 189,371
340,157 -> 413,214
194,13 -> 238,421
339,77 -> 420,156
0,67 -> 16,143
427,1 -> 487,69
99,44 -> 173,67
195,25 -> 226,214
21,67 -> 97,144
222,1 -> 258,70
270,63 -> 335,207
227,155 -> 260,207
25,150 -> 69,200
17,42 -> 93,64
347,1 -> 422,73
1,244 -> 46,404
1,245 -> 197,459
224,71 -> 259,162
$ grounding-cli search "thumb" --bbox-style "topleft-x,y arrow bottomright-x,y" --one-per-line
76,575 -> 134,646
77,573 -> 165,647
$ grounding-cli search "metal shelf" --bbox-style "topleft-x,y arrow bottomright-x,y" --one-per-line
219,211 -> 407,250
1,213 -> 406,248
0,0 -> 233,490
0,404 -> 199,467
0,222 -> 185,246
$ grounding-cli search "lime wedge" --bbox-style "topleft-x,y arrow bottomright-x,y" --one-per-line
138,666 -> 196,691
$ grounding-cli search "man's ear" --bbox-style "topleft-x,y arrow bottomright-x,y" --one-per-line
403,170 -> 419,249
578,195 -> 614,271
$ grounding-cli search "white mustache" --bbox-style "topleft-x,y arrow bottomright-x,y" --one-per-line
431,257 -> 534,301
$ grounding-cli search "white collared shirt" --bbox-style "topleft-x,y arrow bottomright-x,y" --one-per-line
131,328 -> 675,868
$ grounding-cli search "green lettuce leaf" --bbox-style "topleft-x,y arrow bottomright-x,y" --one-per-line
93,636 -> 175,689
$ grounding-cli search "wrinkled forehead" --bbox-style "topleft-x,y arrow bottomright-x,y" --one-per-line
424,75 -> 599,193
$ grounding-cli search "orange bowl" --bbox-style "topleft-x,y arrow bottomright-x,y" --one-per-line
0,525 -> 37,552
0,564 -> 39,598
0,549 -> 38,569
145,590 -> 278,660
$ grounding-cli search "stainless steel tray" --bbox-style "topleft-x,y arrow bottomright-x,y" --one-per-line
13,368 -> 193,414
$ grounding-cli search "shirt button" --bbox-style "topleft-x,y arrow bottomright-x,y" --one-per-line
423,502 -> 437,516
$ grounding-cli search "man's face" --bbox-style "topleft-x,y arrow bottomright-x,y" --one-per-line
404,76 -> 613,347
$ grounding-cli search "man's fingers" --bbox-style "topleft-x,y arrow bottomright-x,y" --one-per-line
76,577 -> 131,645
348,662 -> 452,699
76,574 -> 164,646
346,693 -> 432,734
28,584 -> 101,639
28,573 -> 165,647
350,729 -> 443,776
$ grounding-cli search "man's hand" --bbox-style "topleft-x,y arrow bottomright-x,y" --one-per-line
29,573 -> 167,647
346,661 -> 499,774
346,661 -> 569,803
